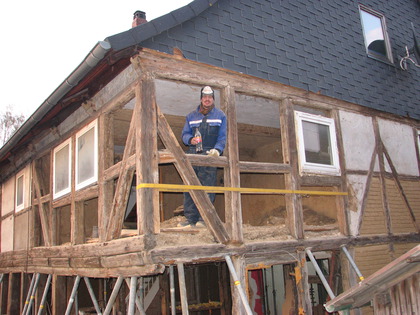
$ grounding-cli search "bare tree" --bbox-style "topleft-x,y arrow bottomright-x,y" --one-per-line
0,105 -> 26,148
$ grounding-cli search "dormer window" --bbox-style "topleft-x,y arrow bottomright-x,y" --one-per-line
359,5 -> 393,63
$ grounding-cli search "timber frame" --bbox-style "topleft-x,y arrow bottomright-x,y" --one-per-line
1,48 -> 419,314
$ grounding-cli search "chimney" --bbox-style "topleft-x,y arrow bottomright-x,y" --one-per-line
132,10 -> 147,28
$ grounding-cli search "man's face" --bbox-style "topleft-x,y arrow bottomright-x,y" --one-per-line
201,94 -> 214,108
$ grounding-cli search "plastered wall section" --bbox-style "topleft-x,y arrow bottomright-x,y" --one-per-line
339,111 -> 376,235
1,176 -> 15,216
339,111 -> 419,236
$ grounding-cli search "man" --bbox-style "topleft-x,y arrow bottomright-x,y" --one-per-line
178,86 -> 227,228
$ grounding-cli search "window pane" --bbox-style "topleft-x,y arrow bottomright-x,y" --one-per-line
16,175 -> 24,207
77,127 -> 95,185
55,144 -> 70,193
360,10 -> 386,57
302,120 -> 332,165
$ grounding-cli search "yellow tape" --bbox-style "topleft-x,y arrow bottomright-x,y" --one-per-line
234,280 -> 241,286
136,183 -> 347,196
359,276 -> 364,281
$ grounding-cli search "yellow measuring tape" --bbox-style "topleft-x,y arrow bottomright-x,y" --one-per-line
136,183 -> 347,196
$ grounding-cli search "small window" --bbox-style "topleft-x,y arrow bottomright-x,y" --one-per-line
359,5 -> 393,63
76,120 -> 98,190
295,111 -> 340,175
16,173 -> 24,212
53,139 -> 72,199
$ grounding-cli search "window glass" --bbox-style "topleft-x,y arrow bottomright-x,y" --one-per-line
302,120 -> 332,165
76,120 -> 97,190
295,111 -> 340,175
54,140 -> 71,198
360,6 -> 392,62
16,174 -> 24,211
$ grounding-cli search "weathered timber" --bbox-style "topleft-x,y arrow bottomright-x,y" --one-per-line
156,106 -> 230,244
32,164 -> 51,246
222,86 -> 243,244
135,75 -> 159,235
105,106 -> 137,241
280,98 -> 304,239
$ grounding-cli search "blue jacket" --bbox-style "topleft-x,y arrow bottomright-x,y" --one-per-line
182,105 -> 227,154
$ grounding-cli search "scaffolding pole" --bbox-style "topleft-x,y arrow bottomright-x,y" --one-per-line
177,263 -> 189,315
224,255 -> 253,315
341,245 -> 364,281
128,277 -> 137,315
305,249 -> 335,300
24,273 -> 41,315
169,266 -> 176,315
65,275 -> 81,315
84,277 -> 102,315
103,276 -> 124,315
37,274 -> 52,315
124,278 -> 146,315
22,273 -> 37,315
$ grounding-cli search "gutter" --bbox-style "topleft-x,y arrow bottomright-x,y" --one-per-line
0,41 -> 111,161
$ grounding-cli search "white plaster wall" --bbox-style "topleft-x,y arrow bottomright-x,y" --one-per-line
339,111 -> 376,171
1,177 -> 15,216
1,216 -> 14,252
378,119 -> 419,176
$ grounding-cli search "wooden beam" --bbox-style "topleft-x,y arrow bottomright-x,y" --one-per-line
98,113 -> 115,241
280,98 -> 304,239
135,75 -> 160,236
32,164 -> 52,246
156,106 -> 230,244
222,86 -> 243,244
105,106 -> 136,241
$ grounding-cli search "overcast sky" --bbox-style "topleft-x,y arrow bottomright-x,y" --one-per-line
0,0 -> 192,118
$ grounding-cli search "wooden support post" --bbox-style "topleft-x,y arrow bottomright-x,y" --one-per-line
226,256 -> 250,315
280,98 -> 304,239
52,275 -> 67,315
32,164 -> 52,246
98,113 -> 115,241
373,118 -> 392,236
135,76 -> 160,236
156,106 -> 230,244
296,251 -> 313,315
7,273 -> 20,315
177,263 -> 189,315
221,86 -> 243,244
105,111 -> 137,241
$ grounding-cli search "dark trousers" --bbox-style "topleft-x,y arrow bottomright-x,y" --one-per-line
183,165 -> 217,224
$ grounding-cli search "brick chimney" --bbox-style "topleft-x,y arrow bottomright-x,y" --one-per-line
132,10 -> 147,28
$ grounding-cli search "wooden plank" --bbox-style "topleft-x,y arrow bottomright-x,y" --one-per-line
156,106 -> 230,244
280,98 -> 304,239
296,251 -> 312,314
32,164 -> 52,246
105,108 -> 137,241
135,75 -> 160,235
222,86 -> 243,244
98,113 -> 115,241
373,118 -> 392,235
101,252 -> 144,268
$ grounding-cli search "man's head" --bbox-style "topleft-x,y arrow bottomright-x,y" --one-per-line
200,86 -> 215,109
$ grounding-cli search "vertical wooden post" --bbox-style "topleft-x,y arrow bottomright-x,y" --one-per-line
296,250 -> 313,315
52,275 -> 67,315
280,98 -> 304,239
221,86 -> 243,244
98,113 -> 115,241
135,75 -> 159,236
7,273 -> 20,315
228,256 -> 248,315
49,152 -> 57,245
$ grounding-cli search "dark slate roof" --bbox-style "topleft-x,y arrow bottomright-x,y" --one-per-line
107,0 -> 420,120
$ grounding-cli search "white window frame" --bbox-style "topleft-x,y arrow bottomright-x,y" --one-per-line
53,138 -> 72,199
295,111 -> 341,175
15,171 -> 25,212
359,5 -> 393,63
75,120 -> 98,191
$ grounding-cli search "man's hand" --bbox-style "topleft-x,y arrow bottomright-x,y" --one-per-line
206,149 -> 220,157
